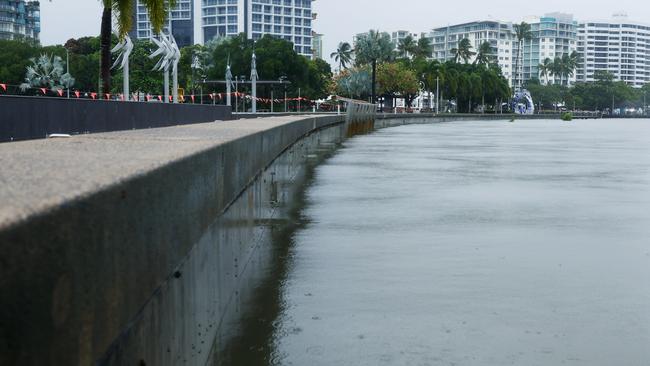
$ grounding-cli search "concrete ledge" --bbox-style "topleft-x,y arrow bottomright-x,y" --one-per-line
0,96 -> 233,142
0,115 -> 344,365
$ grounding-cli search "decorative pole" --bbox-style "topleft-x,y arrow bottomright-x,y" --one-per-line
251,51 -> 258,114
149,34 -> 174,103
111,34 -> 133,100
226,55 -> 232,107
170,36 -> 181,103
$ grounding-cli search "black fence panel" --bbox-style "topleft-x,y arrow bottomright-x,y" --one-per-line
0,96 -> 233,142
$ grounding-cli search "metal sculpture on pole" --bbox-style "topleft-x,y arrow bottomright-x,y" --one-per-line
111,34 -> 133,100
226,55 -> 233,107
251,51 -> 258,113
149,34 -> 180,103
170,36 -> 181,103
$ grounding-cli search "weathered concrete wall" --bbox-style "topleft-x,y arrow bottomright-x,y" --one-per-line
0,115 -> 345,365
0,96 -> 233,143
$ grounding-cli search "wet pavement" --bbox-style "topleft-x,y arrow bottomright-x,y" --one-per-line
223,119 -> 650,366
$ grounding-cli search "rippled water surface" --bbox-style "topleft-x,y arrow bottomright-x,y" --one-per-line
231,119 -> 650,366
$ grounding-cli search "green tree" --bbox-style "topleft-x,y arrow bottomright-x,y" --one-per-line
560,51 -> 579,86
414,37 -> 432,59
0,39 -> 40,87
334,66 -> 371,99
330,42 -> 354,72
19,54 -> 74,93
513,22 -> 532,89
473,41 -> 494,66
354,30 -> 394,104
207,34 -> 330,100
397,35 -> 417,59
451,38 -> 475,64
376,62 -> 419,107
538,57 -> 552,85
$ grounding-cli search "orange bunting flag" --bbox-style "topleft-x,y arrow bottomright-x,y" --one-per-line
91,92 -> 97,99
157,95 -> 162,101
40,88 -> 47,95
56,89 -> 64,97
191,95 -> 195,103
146,94 -> 151,101
169,96 -> 173,102
0,83 -> 6,91
74,91 -> 80,98
132,93 -> 138,101
105,93 -> 111,100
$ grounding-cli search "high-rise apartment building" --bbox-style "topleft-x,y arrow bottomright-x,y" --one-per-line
131,0 -> 316,58
0,0 -> 40,41
521,13 -> 578,85
427,21 -> 517,85
576,14 -> 650,87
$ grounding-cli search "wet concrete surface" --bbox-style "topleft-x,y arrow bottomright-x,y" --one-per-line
224,119 -> 650,365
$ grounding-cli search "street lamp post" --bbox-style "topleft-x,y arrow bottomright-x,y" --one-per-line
279,76 -> 288,112
435,77 -> 440,114
240,75 -> 246,112
235,76 -> 239,112
66,48 -> 70,98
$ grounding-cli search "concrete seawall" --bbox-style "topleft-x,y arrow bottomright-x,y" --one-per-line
1,112 -> 565,365
0,115 -> 350,365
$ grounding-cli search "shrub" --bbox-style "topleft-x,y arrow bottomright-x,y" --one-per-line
561,112 -> 573,121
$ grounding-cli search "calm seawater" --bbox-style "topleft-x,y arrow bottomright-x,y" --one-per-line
226,119 -> 650,366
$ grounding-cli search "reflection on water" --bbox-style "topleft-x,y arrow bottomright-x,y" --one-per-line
226,120 -> 650,366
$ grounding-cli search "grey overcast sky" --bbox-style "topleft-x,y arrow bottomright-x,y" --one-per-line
40,0 -> 649,65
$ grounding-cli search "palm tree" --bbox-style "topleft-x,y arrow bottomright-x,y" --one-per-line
100,0 -> 174,93
474,41 -> 494,66
414,37 -> 432,59
451,38 -> 475,64
561,51 -> 579,86
354,30 -> 394,104
330,42 -> 354,72
20,54 -> 75,92
550,57 -> 563,85
397,35 -> 417,59
513,22 -> 532,89
539,57 -> 552,85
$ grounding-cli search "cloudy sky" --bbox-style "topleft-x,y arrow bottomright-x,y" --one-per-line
40,0 -> 648,64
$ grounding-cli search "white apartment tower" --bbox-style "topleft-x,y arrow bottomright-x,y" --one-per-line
427,21 -> 517,85
131,0 -> 316,58
522,13 -> 578,85
576,14 -> 650,87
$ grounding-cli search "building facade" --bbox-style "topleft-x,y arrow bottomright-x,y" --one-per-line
427,21 -> 516,85
521,13 -> 578,85
131,0 -> 315,58
311,31 -> 323,59
0,0 -> 40,41
576,14 -> 650,87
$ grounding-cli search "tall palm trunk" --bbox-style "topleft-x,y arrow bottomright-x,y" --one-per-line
513,41 -> 520,90
371,59 -> 377,105
100,5 -> 112,94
